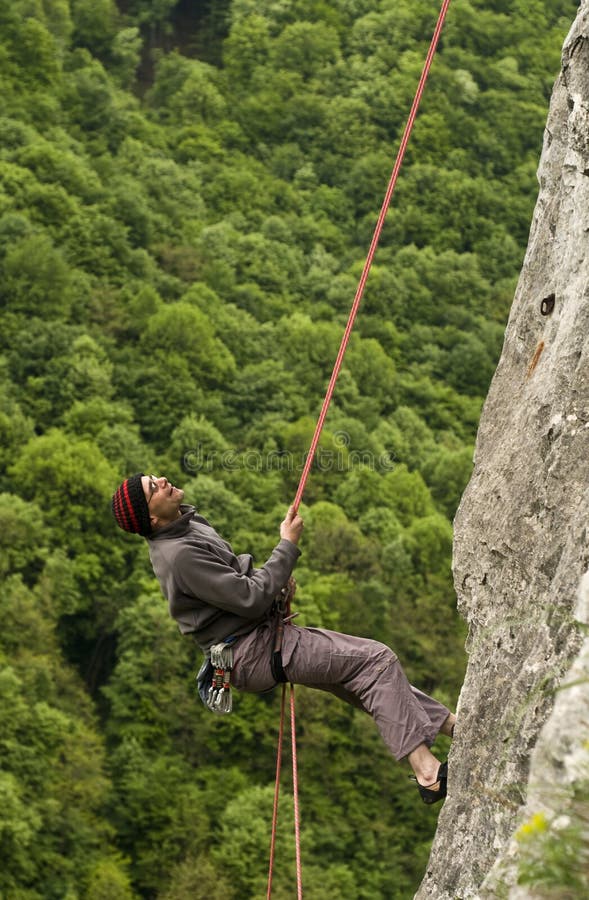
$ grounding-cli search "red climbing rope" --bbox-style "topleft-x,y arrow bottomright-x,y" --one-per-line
267,2 -> 453,896
267,682 -> 303,899
290,683 -> 303,899
266,684 -> 286,900
293,0 -> 453,515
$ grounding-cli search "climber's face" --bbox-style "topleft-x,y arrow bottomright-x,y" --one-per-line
142,474 -> 184,527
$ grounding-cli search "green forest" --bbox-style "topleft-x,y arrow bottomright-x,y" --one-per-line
0,0 -> 578,897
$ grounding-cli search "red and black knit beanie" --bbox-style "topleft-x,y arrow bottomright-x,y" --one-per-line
112,473 -> 152,536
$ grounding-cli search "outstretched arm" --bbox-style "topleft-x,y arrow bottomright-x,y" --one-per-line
175,507 -> 303,619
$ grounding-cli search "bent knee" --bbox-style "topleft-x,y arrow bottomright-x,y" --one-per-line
366,640 -> 397,667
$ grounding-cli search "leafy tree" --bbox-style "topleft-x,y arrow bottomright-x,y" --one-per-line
71,0 -> 119,56
424,445 -> 474,519
85,857 -> 136,900
0,768 -> 43,893
166,413 -> 231,479
9,17 -> 61,87
223,13 -> 271,84
181,475 -> 249,542
405,513 -> 453,577
373,406 -> 436,471
210,784 -> 297,899
160,58 -> 228,126
12,139 -> 102,201
102,593 -> 198,748
0,233 -> 72,317
341,334 -> 398,419
160,854 -> 236,900
270,20 -> 341,79
107,741 -> 210,895
62,396 -> 135,439
8,429 -> 117,548
111,27 -> 143,88
121,352 -> 208,448
0,494 -> 48,583
140,302 -> 236,384
304,500 -> 380,576
0,655 -> 121,900
0,379 -> 35,485
123,0 -> 178,29
230,358 -> 310,425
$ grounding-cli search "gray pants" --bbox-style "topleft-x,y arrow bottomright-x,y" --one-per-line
231,622 -> 450,760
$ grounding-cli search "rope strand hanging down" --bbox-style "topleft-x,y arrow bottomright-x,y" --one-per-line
267,685 -> 287,900
267,3 -> 453,897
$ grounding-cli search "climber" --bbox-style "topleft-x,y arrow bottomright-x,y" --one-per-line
112,473 -> 455,803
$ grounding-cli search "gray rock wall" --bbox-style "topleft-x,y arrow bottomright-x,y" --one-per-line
481,573 -> 589,897
416,3 -> 589,897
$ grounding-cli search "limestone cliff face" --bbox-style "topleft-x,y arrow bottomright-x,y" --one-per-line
417,3 -> 589,897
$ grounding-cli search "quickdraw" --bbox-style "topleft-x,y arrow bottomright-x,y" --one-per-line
196,639 -> 235,715
207,642 -> 234,714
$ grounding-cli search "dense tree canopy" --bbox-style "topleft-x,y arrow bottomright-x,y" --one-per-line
0,0 -> 576,897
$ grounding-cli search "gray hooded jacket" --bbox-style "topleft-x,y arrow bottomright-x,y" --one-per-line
147,505 -> 301,652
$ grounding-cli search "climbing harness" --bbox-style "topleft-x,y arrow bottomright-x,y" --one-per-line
270,579 -> 298,684
267,2 -> 453,896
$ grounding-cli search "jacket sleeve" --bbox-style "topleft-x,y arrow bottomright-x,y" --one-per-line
174,539 -> 301,619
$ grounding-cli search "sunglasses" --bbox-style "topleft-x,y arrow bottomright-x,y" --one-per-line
146,475 -> 160,506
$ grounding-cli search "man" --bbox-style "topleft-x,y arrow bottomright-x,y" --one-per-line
112,472 -> 455,803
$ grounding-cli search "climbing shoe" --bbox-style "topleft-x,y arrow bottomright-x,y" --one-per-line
411,761 -> 447,805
